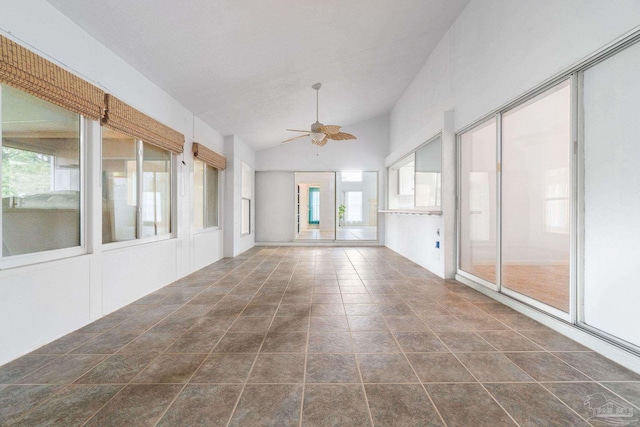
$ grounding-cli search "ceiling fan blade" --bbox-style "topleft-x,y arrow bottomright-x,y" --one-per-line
311,137 -> 328,147
282,133 -> 310,143
326,132 -> 356,141
317,125 -> 341,135
286,129 -> 310,133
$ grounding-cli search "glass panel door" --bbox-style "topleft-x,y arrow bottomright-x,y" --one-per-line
336,171 -> 377,241
501,80 -> 571,313
294,172 -> 335,241
459,118 -> 498,285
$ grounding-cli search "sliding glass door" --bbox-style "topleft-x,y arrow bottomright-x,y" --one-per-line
336,171 -> 377,241
458,118 -> 498,288
501,80 -> 572,314
458,80 -> 572,317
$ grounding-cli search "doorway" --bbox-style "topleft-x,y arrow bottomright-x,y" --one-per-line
294,172 -> 336,241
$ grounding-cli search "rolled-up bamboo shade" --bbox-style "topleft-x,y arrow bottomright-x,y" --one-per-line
193,142 -> 226,169
0,35 -> 104,120
103,94 -> 184,153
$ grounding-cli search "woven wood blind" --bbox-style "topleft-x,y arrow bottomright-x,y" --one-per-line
0,35 -> 104,120
103,94 -> 184,153
193,142 -> 226,169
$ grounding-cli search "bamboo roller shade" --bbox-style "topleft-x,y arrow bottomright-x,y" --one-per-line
0,35 -> 105,121
193,142 -> 226,169
103,94 -> 185,154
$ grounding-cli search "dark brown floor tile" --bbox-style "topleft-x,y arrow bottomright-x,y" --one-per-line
302,384 -> 371,427
194,315 -> 237,331
312,293 -> 342,304
16,354 -> 107,384
456,314 -> 509,330
306,354 -> 360,383
345,303 -> 381,316
12,384 -> 121,427
394,331 -> 448,352
520,330 -> 589,351
228,384 -> 302,427
70,330 -> 140,354
188,293 -> 224,305
544,382 -> 638,423
0,384 -> 63,425
436,331 -> 495,351
261,331 -> 307,353
485,383 -> 589,426
383,315 -> 428,331
347,315 -> 389,331
133,353 -> 206,383
455,352 -> 533,382
351,331 -> 400,353
190,353 -> 255,383
311,303 -> 346,316
276,304 -> 311,317
421,315 -> 470,332
166,329 -> 223,353
31,331 -> 99,354
309,315 -> 349,332
77,312 -> 129,333
357,353 -> 419,383
308,332 -> 353,353
84,384 -> 182,427
248,353 -> 305,383
426,383 -> 515,426
407,353 -> 475,383
213,332 -> 265,353
157,384 -> 241,426
365,384 -> 443,427
493,313 -> 549,330
117,331 -> 180,355
269,315 -> 310,332
602,382 -> 640,408
554,352 -> 640,381
342,293 -> 374,303
75,353 -> 156,384
476,330 -> 542,351
410,303 -> 451,317
504,352 -> 590,381
0,354 -> 58,384
228,316 -> 273,333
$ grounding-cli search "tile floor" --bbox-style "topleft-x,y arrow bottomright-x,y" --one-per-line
1,246 -> 639,426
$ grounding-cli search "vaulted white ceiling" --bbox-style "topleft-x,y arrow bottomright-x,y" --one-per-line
48,0 -> 468,151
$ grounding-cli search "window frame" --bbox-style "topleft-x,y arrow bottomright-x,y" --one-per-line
0,85 -> 88,270
387,133 -> 442,212
241,161 -> 252,237
102,133 -> 175,250
192,158 -> 221,232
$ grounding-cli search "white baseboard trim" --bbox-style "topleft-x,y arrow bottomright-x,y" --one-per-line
255,241 -> 382,247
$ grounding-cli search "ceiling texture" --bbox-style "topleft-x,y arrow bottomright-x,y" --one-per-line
47,0 -> 469,151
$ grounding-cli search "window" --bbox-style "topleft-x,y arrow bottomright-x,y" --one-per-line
241,161 -> 252,235
102,129 -> 172,244
193,159 -> 219,229
388,135 -> 441,210
345,191 -> 363,222
1,84 -> 82,257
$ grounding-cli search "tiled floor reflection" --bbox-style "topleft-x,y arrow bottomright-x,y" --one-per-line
1,247 -> 639,426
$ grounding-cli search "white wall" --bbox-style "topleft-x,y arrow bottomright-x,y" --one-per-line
0,0 -> 228,365
255,114 -> 389,244
387,0 -> 640,279
223,135 -> 256,257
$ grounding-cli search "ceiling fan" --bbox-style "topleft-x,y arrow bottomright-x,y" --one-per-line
282,83 -> 356,146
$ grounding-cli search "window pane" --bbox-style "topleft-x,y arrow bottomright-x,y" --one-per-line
502,79 -> 571,312
102,129 -> 137,243
459,118 -> 497,284
193,159 -> 204,230
205,165 -> 218,227
336,171 -> 377,241
1,84 -> 81,256
345,191 -> 363,222
241,161 -> 251,199
415,137 -> 442,208
142,142 -> 171,237
388,153 -> 414,209
241,198 -> 250,235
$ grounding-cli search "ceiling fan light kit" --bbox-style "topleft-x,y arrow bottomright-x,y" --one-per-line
283,83 -> 357,146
